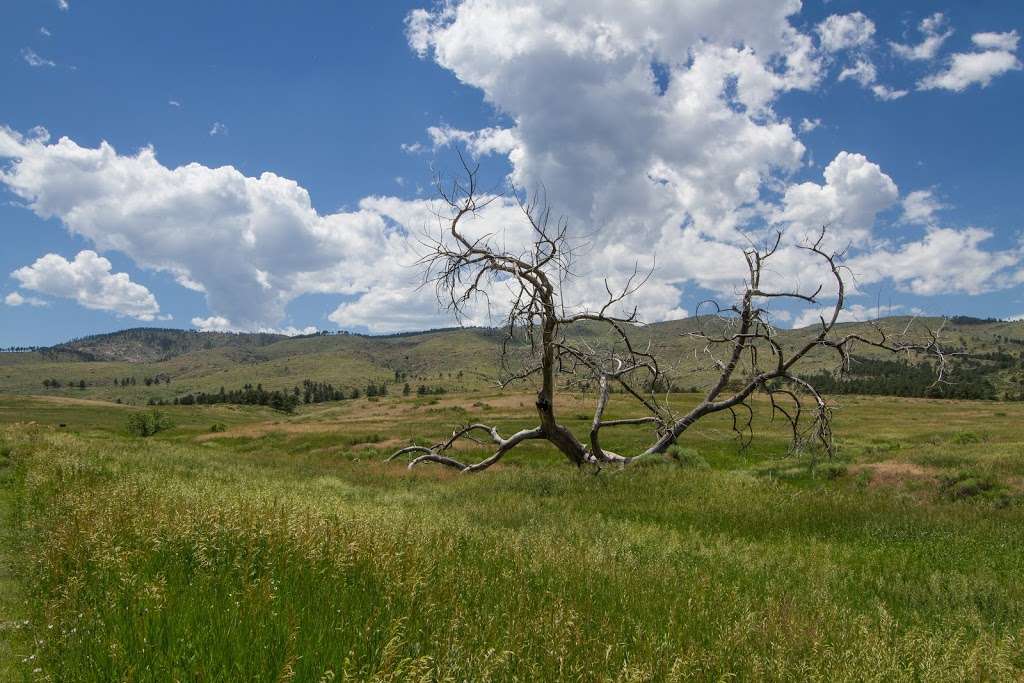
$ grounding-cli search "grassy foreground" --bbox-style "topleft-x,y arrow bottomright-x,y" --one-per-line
1,393 -> 1024,681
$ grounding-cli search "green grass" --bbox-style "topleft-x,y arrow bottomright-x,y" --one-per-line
1,393 -> 1024,680
0,441 -> 28,682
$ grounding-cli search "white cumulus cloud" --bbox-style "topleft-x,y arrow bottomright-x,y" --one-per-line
817,13 -> 875,52
850,228 -> 1021,296
870,84 -> 908,101
837,60 -> 906,101
426,125 -> 519,157
191,315 -> 233,332
4,291 -> 48,307
191,315 -> 317,336
972,31 -> 1019,52
11,250 -> 162,320
777,151 -> 899,245
892,13 -> 953,61
901,190 -> 947,226
919,48 -> 1022,92
0,126 -> 442,332
1,2 -> 1021,334
838,59 -> 877,87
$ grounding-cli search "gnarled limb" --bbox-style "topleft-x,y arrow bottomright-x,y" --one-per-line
388,424 -> 544,472
391,157 -> 950,473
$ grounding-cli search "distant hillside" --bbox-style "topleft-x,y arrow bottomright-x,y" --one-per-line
1,316 -> 1023,403
48,328 -> 289,363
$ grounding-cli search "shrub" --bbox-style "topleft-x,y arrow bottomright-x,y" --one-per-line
126,410 -> 173,437
631,454 -> 677,468
210,423 -> 227,433
938,470 -> 996,500
949,431 -> 987,445
666,446 -> 710,469
814,462 -> 847,480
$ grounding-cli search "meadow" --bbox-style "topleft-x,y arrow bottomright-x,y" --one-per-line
1,391 -> 1023,681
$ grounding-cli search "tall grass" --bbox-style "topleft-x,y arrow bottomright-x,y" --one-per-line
3,422 -> 1024,681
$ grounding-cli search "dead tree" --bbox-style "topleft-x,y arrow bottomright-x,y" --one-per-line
388,160 -> 950,472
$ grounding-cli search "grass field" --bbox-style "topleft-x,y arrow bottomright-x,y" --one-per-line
1,391 -> 1023,680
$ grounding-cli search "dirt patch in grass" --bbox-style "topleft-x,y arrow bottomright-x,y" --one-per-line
23,394 -> 128,408
195,421 -> 354,441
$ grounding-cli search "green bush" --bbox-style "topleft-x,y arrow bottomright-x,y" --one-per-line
666,446 -> 710,469
209,423 -> 227,433
126,410 -> 173,437
814,462 -> 847,480
949,431 -> 987,445
938,470 -> 997,500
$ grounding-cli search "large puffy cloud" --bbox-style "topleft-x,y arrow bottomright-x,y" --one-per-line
407,0 -> 817,237
403,0 -> 823,315
7,2 -> 827,332
11,250 -> 162,320
0,126 -> 420,331
776,152 -> 899,245
404,1 -> 1018,313
0,125 -> 549,333
2,2 -> 1022,334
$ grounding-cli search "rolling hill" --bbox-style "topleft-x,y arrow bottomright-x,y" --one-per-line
1,316 -> 1023,405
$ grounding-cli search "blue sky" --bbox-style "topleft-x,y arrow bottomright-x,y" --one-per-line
1,1 -> 1022,346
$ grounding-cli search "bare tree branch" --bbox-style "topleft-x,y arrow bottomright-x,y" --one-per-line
388,163 -> 951,472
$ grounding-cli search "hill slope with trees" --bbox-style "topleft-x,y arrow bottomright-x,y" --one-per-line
1,316 -> 1023,405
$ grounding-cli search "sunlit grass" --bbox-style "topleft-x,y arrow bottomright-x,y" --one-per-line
1,394 -> 1024,680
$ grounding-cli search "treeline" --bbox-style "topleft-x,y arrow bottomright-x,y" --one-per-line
42,379 -> 90,389
153,379 -> 450,413
949,316 -> 1007,325
162,385 -> 303,413
803,356 -> 1004,400
0,346 -> 43,353
116,374 -> 172,387
42,375 -> 172,389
